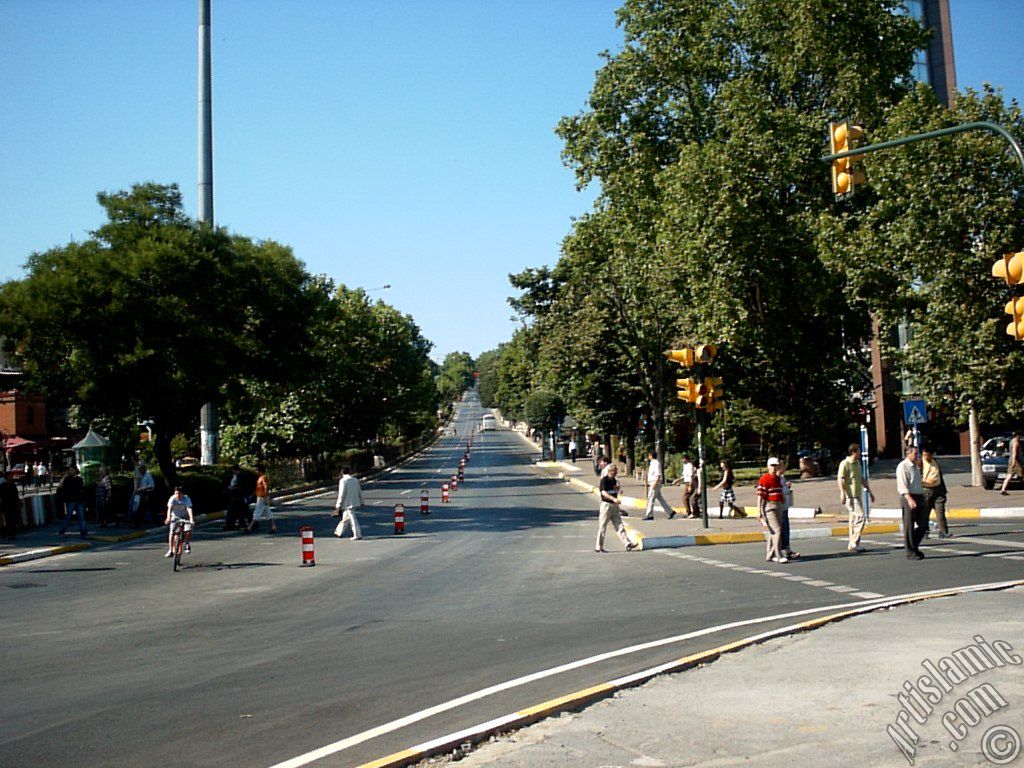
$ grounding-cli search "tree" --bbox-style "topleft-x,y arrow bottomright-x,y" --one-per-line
824,85 -> 1024,476
0,183 -> 316,481
524,389 -> 566,433
528,0 -> 931,457
436,351 -> 476,406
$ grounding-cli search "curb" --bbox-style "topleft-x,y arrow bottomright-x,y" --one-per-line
0,541 -> 90,566
350,579 -> 1024,768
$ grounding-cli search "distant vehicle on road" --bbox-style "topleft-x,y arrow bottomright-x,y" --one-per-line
981,434 -> 1022,490
480,415 -> 497,432
176,456 -> 200,468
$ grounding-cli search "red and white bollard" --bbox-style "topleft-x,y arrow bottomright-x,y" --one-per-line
441,482 -> 450,503
451,474 -> 459,492
420,489 -> 429,515
300,526 -> 316,567
394,503 -> 405,535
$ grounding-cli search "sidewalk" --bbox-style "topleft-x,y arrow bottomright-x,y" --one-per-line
541,458 -> 1024,522
431,585 -> 1024,768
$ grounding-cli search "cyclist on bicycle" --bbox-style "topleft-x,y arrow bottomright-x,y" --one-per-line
164,485 -> 195,557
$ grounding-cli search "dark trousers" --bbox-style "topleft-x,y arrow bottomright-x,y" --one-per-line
779,508 -> 792,553
130,491 -> 153,527
923,488 -> 948,535
901,494 -> 928,553
224,497 -> 248,530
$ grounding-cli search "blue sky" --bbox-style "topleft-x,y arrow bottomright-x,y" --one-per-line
1,1 -> 1021,362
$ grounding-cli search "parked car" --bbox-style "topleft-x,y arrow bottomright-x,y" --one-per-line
981,434 -> 1022,490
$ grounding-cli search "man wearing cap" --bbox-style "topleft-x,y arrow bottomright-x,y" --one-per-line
756,458 -> 787,563
838,443 -> 874,553
897,445 -> 927,560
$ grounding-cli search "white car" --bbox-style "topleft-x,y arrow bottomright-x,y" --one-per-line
480,415 -> 497,432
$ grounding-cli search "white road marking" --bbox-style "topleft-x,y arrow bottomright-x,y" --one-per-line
657,550 -> 879,600
266,579 -> 1024,768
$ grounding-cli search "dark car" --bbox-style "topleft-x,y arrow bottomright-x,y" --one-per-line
981,434 -> 1022,490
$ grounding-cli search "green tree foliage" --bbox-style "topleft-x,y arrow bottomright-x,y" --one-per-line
0,183 -> 315,481
503,0 -> 931,457
823,85 -> 1024,424
0,183 -> 438,478
436,351 -> 476,405
524,389 -> 567,433
221,285 -> 437,459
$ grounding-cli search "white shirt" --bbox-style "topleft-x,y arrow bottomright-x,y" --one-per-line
896,459 -> 923,496
682,461 -> 694,483
335,474 -> 363,511
647,458 -> 662,485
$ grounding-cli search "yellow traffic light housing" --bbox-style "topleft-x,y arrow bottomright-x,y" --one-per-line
666,348 -> 695,367
694,379 -> 712,410
992,252 -> 1024,286
676,378 -> 699,403
694,344 -> 716,364
1005,296 -> 1024,340
830,121 -> 866,200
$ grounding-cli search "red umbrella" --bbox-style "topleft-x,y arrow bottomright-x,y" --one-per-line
2,436 -> 36,450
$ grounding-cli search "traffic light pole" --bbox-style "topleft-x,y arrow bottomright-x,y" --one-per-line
696,410 -> 709,529
822,120 -> 1024,175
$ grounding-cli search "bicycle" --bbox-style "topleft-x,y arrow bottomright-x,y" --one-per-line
169,518 -> 191,572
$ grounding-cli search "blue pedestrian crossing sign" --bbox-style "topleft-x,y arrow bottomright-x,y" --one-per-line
903,399 -> 928,425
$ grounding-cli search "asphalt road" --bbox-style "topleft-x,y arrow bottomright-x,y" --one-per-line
3,392 -> 1024,768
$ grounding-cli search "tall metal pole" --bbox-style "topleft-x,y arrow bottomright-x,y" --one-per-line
198,0 -> 218,465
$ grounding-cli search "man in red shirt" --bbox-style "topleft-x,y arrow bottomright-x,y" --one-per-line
756,457 -> 787,563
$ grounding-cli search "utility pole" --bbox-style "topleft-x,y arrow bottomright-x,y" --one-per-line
198,0 -> 218,465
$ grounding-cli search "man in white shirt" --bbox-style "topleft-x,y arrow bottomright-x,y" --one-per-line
896,446 -> 926,560
333,467 -> 364,540
644,449 -> 676,520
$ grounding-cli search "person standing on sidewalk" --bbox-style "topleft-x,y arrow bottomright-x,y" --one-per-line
131,463 -> 155,527
333,467 -> 364,540
837,444 -> 874,553
94,467 -> 112,527
1001,430 -> 1022,496
596,464 -> 637,553
246,464 -> 277,534
569,438 -> 578,463
58,465 -> 88,538
756,458 -> 786,563
777,464 -> 799,560
897,446 -> 927,560
0,471 -> 20,539
921,446 -> 950,538
643,449 -> 675,520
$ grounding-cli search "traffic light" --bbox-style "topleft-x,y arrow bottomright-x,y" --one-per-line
1004,296 -> 1024,340
676,378 -> 699,403
693,379 -> 712,410
694,376 -> 725,412
830,120 -> 866,200
666,348 -> 695,367
992,252 -> 1024,286
694,344 -> 716,364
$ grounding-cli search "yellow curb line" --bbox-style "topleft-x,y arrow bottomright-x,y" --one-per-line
352,582 -> 1024,768
0,541 -> 90,566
